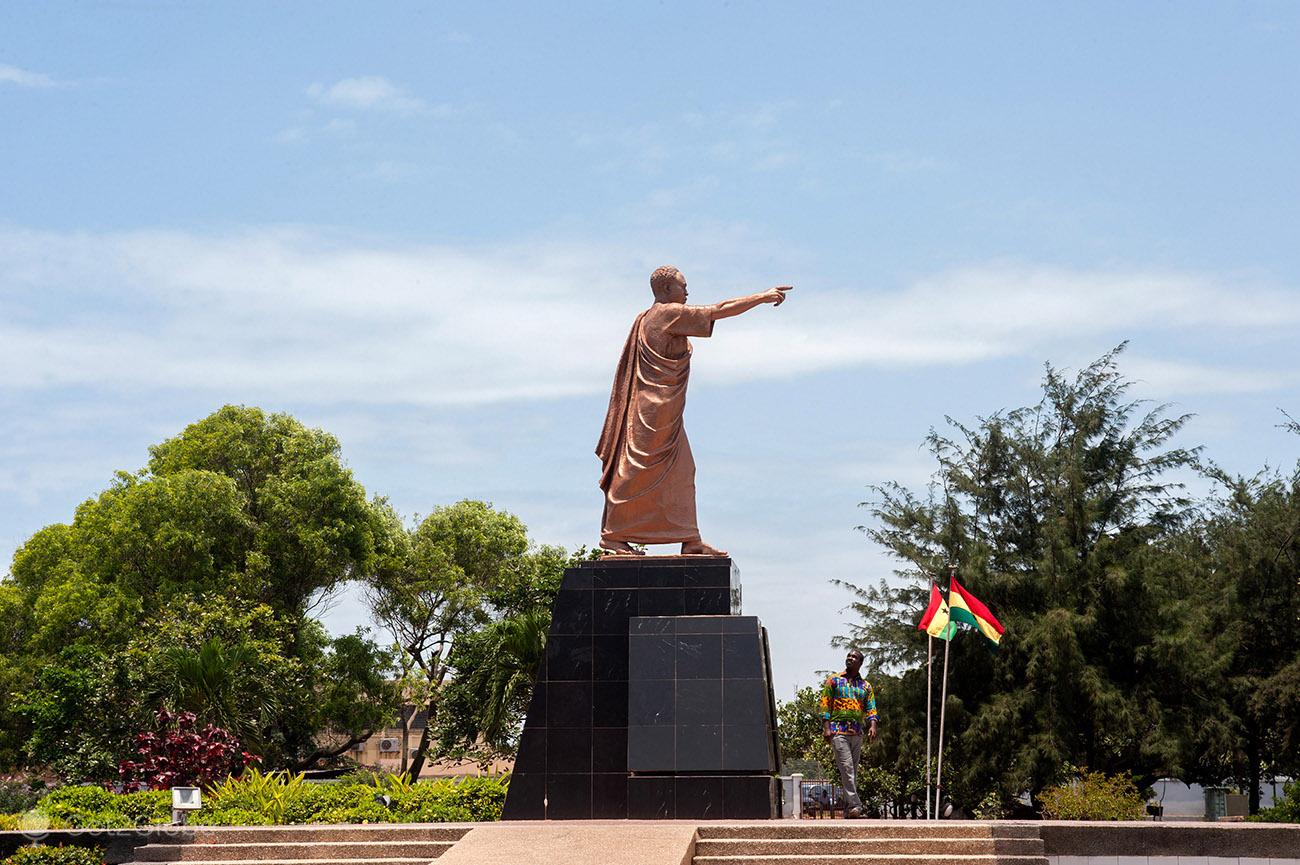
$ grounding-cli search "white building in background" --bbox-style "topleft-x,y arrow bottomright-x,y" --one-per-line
344,704 -> 513,778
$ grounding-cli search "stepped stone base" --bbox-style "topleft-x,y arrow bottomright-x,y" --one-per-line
692,823 -> 1048,865
8,818 -> 1300,865
125,824 -> 470,865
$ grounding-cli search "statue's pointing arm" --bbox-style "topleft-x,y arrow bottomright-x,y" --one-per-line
707,285 -> 793,321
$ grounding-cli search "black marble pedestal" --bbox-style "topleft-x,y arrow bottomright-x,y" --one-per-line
501,557 -> 780,820
626,615 -> 780,818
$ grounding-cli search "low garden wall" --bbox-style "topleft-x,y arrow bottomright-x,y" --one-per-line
1037,821 -> 1300,865
0,827 -> 168,863
7,818 -> 1300,865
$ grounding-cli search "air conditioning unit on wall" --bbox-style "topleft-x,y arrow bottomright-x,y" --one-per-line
378,738 -> 400,753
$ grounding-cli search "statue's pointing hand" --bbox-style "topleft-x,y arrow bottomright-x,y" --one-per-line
768,285 -> 793,307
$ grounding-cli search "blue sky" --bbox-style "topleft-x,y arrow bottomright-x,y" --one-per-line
3,2 -> 1298,696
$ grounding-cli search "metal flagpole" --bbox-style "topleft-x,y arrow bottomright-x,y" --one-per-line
935,626 -> 956,816
934,569 -> 955,818
925,629 -> 934,820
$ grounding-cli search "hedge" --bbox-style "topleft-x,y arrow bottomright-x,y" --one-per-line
0,773 -> 508,829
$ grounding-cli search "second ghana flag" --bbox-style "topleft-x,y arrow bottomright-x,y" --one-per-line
948,577 -> 1005,647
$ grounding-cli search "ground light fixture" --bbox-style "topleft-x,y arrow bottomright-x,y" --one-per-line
171,787 -> 202,825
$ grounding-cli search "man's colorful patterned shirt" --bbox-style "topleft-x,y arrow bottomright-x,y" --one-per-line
819,673 -> 877,736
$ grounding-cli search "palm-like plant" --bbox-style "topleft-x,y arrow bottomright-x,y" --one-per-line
146,636 -> 278,749
466,608 -> 549,747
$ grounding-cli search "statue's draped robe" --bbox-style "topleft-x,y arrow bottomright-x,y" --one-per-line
597,303 -> 714,544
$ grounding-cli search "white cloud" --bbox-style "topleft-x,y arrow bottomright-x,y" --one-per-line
1,228 -> 1296,409
1122,356 -> 1296,396
0,63 -> 56,88
306,76 -> 428,113
697,262 -> 1300,386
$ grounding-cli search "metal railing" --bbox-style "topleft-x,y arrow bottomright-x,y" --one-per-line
783,774 -> 929,819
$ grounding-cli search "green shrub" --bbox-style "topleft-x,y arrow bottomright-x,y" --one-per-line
444,776 -> 507,822
33,787 -> 115,821
1039,768 -> 1145,820
115,791 -> 170,826
189,772 -> 508,825
388,782 -> 471,823
283,784 -> 393,825
388,776 -> 507,823
1,845 -> 104,865
34,787 -> 169,829
1251,779 -> 1300,823
971,790 -> 1008,820
0,813 -> 71,832
197,770 -> 306,826
331,768 -> 391,788
0,781 -> 46,815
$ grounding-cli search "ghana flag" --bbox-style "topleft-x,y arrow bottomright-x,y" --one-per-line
948,577 -> 1004,647
916,583 -> 957,640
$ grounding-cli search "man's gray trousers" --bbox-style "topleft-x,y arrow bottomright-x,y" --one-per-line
830,733 -> 863,811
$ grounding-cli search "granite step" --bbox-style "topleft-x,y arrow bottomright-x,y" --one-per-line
693,837 -> 1045,857
693,856 -> 1048,865
181,826 -> 466,843
134,841 -> 454,861
127,825 -> 469,864
695,824 -> 1036,839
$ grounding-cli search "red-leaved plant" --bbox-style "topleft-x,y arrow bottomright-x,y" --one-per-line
118,708 -> 260,791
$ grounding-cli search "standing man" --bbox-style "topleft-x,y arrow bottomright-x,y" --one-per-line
820,649 -> 878,818
596,265 -> 791,556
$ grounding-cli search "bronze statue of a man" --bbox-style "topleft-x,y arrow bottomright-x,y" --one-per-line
596,266 -> 791,556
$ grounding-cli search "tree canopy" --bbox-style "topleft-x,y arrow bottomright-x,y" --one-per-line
0,406 -> 403,777
364,502 -> 570,779
835,346 -> 1300,814
1,405 -> 573,784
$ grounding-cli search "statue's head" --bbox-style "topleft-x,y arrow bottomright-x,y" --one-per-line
650,265 -> 688,304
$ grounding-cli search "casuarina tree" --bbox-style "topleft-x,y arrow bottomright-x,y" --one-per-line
839,345 -> 1205,809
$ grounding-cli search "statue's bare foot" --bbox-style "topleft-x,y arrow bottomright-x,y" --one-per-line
600,540 -> 645,556
682,540 -> 728,557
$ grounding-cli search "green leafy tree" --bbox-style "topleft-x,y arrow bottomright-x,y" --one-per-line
125,596 -> 297,755
430,544 -> 582,763
293,630 -> 402,768
126,595 -> 398,769
433,608 -> 551,765
365,500 -> 532,780
12,644 -> 136,782
1,406 -> 401,776
839,346 -> 1204,809
144,405 -> 391,617
0,582 -> 35,766
1187,462 -> 1300,811
775,685 -> 836,779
